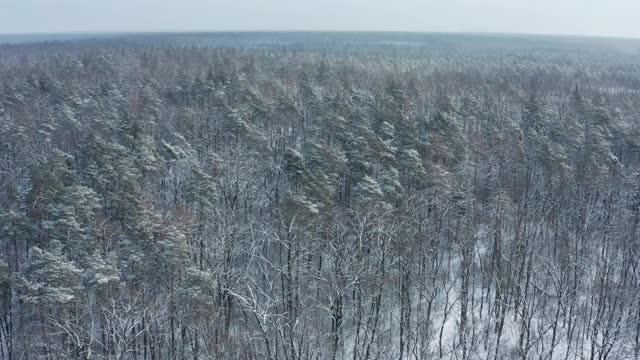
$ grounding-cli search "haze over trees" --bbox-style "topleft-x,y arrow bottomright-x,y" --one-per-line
2,32 -> 640,359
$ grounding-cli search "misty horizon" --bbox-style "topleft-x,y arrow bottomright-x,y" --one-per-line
3,30 -> 640,41
1,0 -> 640,39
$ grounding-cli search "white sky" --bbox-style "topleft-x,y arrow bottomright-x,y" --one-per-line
1,0 -> 639,38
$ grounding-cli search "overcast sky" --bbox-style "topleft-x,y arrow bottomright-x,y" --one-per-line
1,0 -> 639,38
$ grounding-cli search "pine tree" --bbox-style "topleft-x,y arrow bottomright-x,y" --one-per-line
21,240 -> 82,306
571,91 -> 615,180
428,93 -> 466,167
378,80 -> 427,190
353,174 -> 383,205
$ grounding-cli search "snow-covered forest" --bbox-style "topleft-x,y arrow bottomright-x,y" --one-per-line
2,33 -> 640,359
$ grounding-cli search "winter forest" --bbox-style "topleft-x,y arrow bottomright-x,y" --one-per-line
2,32 -> 640,359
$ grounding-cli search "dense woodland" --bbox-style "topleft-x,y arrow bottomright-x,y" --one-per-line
2,33 -> 640,359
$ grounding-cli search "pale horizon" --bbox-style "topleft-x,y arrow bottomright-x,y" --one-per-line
1,0 -> 639,39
